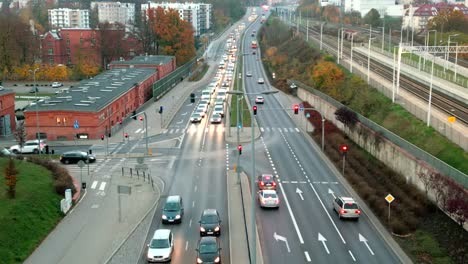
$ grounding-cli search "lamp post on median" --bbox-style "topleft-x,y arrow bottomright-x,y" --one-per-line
367,37 -> 376,84
320,22 -> 325,50
29,67 -> 40,154
227,89 -> 278,264
350,32 -> 357,73
445,34 -> 459,72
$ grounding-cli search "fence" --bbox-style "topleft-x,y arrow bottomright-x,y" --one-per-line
291,79 -> 468,188
121,166 -> 156,191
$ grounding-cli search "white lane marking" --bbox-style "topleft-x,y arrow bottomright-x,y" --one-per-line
295,128 -> 300,132
194,185 -> 198,193
283,128 -> 288,132
91,181 -> 98,189
189,219 -> 192,227
99,182 -> 107,191
308,182 -> 346,244
135,128 -> 142,134
192,201 -> 195,208
141,129 -> 146,134
185,241 -> 189,251
177,120 -> 183,124
278,182 -> 304,244
169,129 -> 174,134
260,127 -> 264,132
349,250 -> 356,261
289,127 -> 294,132
291,181 -> 298,183
181,112 -> 188,116
304,251 -> 311,262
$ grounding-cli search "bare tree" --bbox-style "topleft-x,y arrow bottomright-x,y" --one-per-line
14,121 -> 26,147
4,158 -> 18,198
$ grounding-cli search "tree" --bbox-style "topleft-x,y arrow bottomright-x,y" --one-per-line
363,8 -> 381,27
99,22 -> 126,66
14,121 -> 26,147
310,60 -> 345,95
428,8 -> 467,33
4,158 -> 18,198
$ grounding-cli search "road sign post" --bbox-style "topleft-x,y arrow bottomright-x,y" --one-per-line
385,194 -> 395,222
77,160 -> 85,191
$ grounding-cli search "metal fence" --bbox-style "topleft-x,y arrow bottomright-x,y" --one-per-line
121,166 -> 156,190
291,79 -> 468,188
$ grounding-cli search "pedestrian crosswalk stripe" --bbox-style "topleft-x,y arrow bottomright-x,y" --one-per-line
175,128 -> 180,133
91,181 -> 98,189
289,128 -> 294,132
169,129 -> 174,134
295,128 -> 300,132
99,182 -> 106,191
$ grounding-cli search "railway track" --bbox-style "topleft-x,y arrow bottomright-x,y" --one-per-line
290,21 -> 468,125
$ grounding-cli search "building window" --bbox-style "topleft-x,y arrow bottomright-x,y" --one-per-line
66,48 -> 70,54
49,58 -> 54,64
48,48 -> 54,55
80,38 -> 83,45
0,100 -> 2,110
66,39 -> 70,46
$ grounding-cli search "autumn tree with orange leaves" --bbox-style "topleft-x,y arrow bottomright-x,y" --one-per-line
146,7 -> 196,66
311,60 -> 345,98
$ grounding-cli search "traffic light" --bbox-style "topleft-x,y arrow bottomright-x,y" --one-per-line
119,119 -> 123,125
340,144 -> 348,155
132,110 -> 137,120
124,132 -> 129,138
253,105 -> 257,115
237,145 -> 242,155
100,135 -> 105,140
108,133 -> 111,138
159,106 -> 164,114
293,104 -> 299,115
190,93 -> 195,103
138,116 -> 144,121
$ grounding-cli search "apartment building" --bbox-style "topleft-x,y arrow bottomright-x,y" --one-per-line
141,2 -> 212,36
48,8 -> 90,29
91,1 -> 135,26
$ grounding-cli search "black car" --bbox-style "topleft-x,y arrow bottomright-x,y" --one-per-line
199,209 -> 221,236
60,151 -> 96,164
162,195 -> 184,224
196,237 -> 221,264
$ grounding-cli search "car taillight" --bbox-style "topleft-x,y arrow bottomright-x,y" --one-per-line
260,182 -> 265,186
356,209 -> 361,214
340,209 -> 347,214
272,182 -> 276,186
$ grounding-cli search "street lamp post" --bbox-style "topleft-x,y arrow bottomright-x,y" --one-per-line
320,22 -> 325,50
227,90 -> 278,264
350,32 -> 357,73
427,56 -> 436,126
367,37 -> 376,84
423,30 -> 437,69
445,34 -> 459,72
29,68 -> 40,154
454,42 -> 459,82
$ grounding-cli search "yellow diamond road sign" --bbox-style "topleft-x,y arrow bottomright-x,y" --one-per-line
385,194 -> 395,203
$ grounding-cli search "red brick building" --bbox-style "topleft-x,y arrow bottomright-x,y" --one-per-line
109,55 -> 176,80
40,28 -> 143,67
23,55 -> 175,141
0,88 -> 16,137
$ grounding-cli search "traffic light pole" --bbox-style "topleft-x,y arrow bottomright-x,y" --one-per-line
250,107 -> 257,264
236,95 -> 242,184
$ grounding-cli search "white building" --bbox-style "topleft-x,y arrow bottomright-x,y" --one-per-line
48,8 -> 90,29
403,3 -> 468,32
320,0 -> 397,17
141,2 -> 212,36
91,2 -> 135,26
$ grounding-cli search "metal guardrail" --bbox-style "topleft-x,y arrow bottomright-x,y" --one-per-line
121,166 -> 155,190
290,79 -> 468,188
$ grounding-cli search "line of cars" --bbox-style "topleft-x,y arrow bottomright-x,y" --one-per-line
147,195 -> 223,263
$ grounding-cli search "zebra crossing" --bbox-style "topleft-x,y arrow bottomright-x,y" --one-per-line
161,126 -> 302,134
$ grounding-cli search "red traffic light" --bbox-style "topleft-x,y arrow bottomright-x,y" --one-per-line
237,145 -> 242,155
293,104 -> 299,114
124,132 -> 129,138
100,135 -> 105,140
340,144 -> 348,152
138,116 -> 144,121
253,105 -> 257,115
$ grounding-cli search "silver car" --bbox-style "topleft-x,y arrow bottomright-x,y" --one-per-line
147,229 -> 173,262
333,197 -> 361,220
190,113 -> 202,123
210,113 -> 222,124
258,190 -> 279,209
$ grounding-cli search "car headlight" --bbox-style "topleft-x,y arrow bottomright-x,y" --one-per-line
214,256 -> 220,263
197,257 -> 203,263
175,215 -> 181,219
200,227 -> 206,232
162,215 -> 167,220
214,226 -> 220,232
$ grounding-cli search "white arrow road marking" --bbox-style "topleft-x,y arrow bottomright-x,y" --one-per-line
177,120 -> 183,124
359,234 -> 375,255
273,232 -> 290,252
187,103 -> 193,106
318,233 -> 330,254
181,112 -> 188,116
328,188 -> 336,199
296,188 -> 304,200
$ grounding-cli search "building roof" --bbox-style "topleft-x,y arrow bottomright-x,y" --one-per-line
24,68 -> 155,113
411,3 -> 468,17
110,55 -> 174,66
0,87 -> 14,96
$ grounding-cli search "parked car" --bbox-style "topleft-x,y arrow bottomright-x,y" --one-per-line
196,237 -> 222,264
9,139 -> 47,154
199,209 -> 222,236
332,197 -> 361,220
258,190 -> 280,209
147,229 -> 174,263
161,195 -> 184,224
29,86 -> 39,93
60,151 -> 96,164
52,82 -> 63,88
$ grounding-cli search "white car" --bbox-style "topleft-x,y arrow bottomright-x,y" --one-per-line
51,82 -> 63,88
246,72 -> 252,77
147,229 -> 173,263
197,103 -> 208,113
257,78 -> 264,84
190,113 -> 202,123
255,95 -> 265,104
201,90 -> 211,101
213,105 -> 224,117
333,197 -> 361,220
258,190 -> 279,208
195,108 -> 206,118
9,139 -> 47,154
216,91 -> 227,102
210,113 -> 223,124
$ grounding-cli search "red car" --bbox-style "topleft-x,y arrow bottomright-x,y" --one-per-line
257,174 -> 277,190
